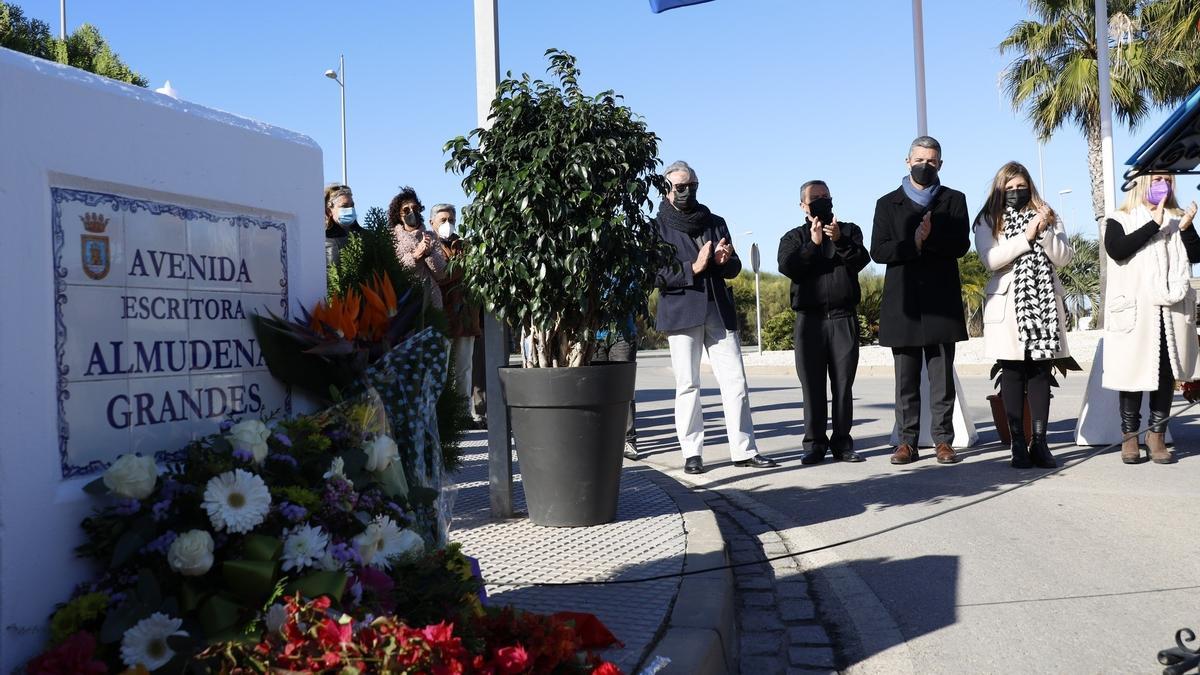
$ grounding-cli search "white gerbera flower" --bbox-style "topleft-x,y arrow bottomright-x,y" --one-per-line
264,603 -> 288,635
202,469 -> 271,534
354,516 -> 423,570
281,524 -> 329,572
120,612 -> 186,671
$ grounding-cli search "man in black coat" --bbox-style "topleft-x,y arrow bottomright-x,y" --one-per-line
870,136 -> 970,465
655,160 -> 777,475
778,180 -> 870,465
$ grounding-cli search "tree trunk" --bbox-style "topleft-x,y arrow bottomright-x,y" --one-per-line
1085,119 -> 1107,329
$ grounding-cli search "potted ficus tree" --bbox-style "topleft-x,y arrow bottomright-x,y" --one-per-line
445,49 -> 675,527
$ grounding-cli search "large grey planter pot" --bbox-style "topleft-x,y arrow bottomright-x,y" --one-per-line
498,361 -> 636,527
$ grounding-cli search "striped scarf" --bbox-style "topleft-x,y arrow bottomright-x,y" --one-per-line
1002,207 -> 1061,360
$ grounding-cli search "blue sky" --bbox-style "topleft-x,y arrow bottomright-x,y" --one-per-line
24,1 -> 1185,271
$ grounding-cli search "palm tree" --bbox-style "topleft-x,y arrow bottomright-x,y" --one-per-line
959,252 -> 989,337
1057,234 -> 1101,329
999,0 -> 1200,327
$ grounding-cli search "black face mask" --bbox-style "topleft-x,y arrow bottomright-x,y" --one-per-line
809,197 -> 834,224
671,188 -> 697,212
1004,188 -> 1031,211
403,211 -> 422,229
910,162 -> 939,186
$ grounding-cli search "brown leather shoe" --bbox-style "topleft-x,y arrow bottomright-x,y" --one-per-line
935,443 -> 960,464
1120,434 -> 1145,464
890,444 -> 918,465
1147,431 -> 1175,464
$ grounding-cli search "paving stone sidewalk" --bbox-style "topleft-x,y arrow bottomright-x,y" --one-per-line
448,435 -> 687,673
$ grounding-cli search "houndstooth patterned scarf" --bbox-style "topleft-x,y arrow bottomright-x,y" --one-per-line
1002,207 -> 1061,360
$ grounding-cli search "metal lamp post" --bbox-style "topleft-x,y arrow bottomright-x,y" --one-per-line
1057,188 -> 1072,233
324,56 -> 348,186
746,231 -> 762,353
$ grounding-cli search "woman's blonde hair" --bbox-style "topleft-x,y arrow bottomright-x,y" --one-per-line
979,161 -> 1054,238
1117,174 -> 1182,215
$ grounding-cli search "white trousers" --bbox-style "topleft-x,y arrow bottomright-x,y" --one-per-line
666,302 -> 757,461
451,336 -> 480,420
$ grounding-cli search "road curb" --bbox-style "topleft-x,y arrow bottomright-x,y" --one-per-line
638,469 -> 739,675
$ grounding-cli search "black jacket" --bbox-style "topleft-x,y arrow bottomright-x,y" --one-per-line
777,219 -> 870,312
654,212 -> 741,333
869,185 -> 970,347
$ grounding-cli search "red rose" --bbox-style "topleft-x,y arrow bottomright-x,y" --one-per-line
25,631 -> 107,675
494,644 -> 530,675
421,620 -> 456,646
592,662 -> 622,675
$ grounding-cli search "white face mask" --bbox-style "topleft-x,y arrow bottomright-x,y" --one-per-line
436,221 -> 455,239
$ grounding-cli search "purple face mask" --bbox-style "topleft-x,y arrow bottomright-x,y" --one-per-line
1147,181 -> 1171,206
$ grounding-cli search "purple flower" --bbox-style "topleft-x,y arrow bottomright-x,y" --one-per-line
151,499 -> 173,522
144,530 -> 178,555
219,419 -> 234,433
277,501 -> 308,523
232,447 -> 254,462
328,540 -> 362,567
322,477 -> 357,512
273,432 -> 293,448
269,453 -> 298,469
113,498 -> 141,516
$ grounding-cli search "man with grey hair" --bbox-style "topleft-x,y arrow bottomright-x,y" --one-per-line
778,179 -> 870,464
432,202 -> 485,428
654,160 -> 777,474
870,136 -> 970,466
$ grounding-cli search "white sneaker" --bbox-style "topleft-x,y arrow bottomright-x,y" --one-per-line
623,441 -> 640,461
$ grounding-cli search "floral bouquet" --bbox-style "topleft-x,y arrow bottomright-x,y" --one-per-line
191,595 -> 623,674
26,391 -> 480,674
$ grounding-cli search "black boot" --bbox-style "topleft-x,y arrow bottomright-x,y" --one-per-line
1008,419 -> 1032,469
1119,392 -> 1146,464
1029,420 -> 1055,468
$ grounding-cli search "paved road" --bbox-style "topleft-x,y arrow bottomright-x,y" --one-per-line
632,349 -> 1200,674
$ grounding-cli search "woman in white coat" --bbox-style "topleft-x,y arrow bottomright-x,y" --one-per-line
974,162 -> 1073,468
1103,174 -> 1200,464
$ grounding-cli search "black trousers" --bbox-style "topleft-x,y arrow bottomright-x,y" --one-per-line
593,336 -> 638,442
794,311 -> 859,452
892,343 -> 956,447
998,355 -> 1052,432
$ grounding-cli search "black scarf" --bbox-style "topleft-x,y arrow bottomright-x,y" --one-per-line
657,199 -> 716,237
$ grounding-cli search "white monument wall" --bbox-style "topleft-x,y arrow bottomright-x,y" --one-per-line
0,48 -> 324,667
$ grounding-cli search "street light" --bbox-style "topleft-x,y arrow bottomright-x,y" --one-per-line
324,55 -> 347,186
744,230 -> 763,353
1057,188 -> 1072,233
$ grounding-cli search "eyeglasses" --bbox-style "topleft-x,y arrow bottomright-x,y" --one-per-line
670,182 -> 698,192
400,204 -> 424,216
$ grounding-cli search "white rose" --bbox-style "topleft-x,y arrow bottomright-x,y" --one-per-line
364,434 -> 400,473
167,529 -> 214,576
103,454 -> 158,500
229,419 -> 271,464
396,529 -> 425,558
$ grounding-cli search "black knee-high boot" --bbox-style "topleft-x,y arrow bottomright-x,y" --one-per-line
1029,419 -> 1055,468
1119,391 -> 1146,464
1000,363 -> 1032,468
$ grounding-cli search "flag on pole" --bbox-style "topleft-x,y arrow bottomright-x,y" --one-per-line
649,0 -> 715,13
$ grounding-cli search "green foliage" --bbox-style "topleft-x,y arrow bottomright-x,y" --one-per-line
729,271 -> 790,345
760,309 -> 796,351
1058,233 -> 1101,328
445,49 -> 676,367
0,3 -> 146,86
329,206 -> 413,301
0,2 -> 53,59
959,251 -> 989,337
857,270 -> 885,344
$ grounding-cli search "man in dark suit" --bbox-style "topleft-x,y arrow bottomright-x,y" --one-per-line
870,136 -> 970,465
778,180 -> 871,464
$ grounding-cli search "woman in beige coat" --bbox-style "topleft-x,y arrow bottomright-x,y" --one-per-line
1103,174 -> 1200,464
974,162 -> 1073,468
